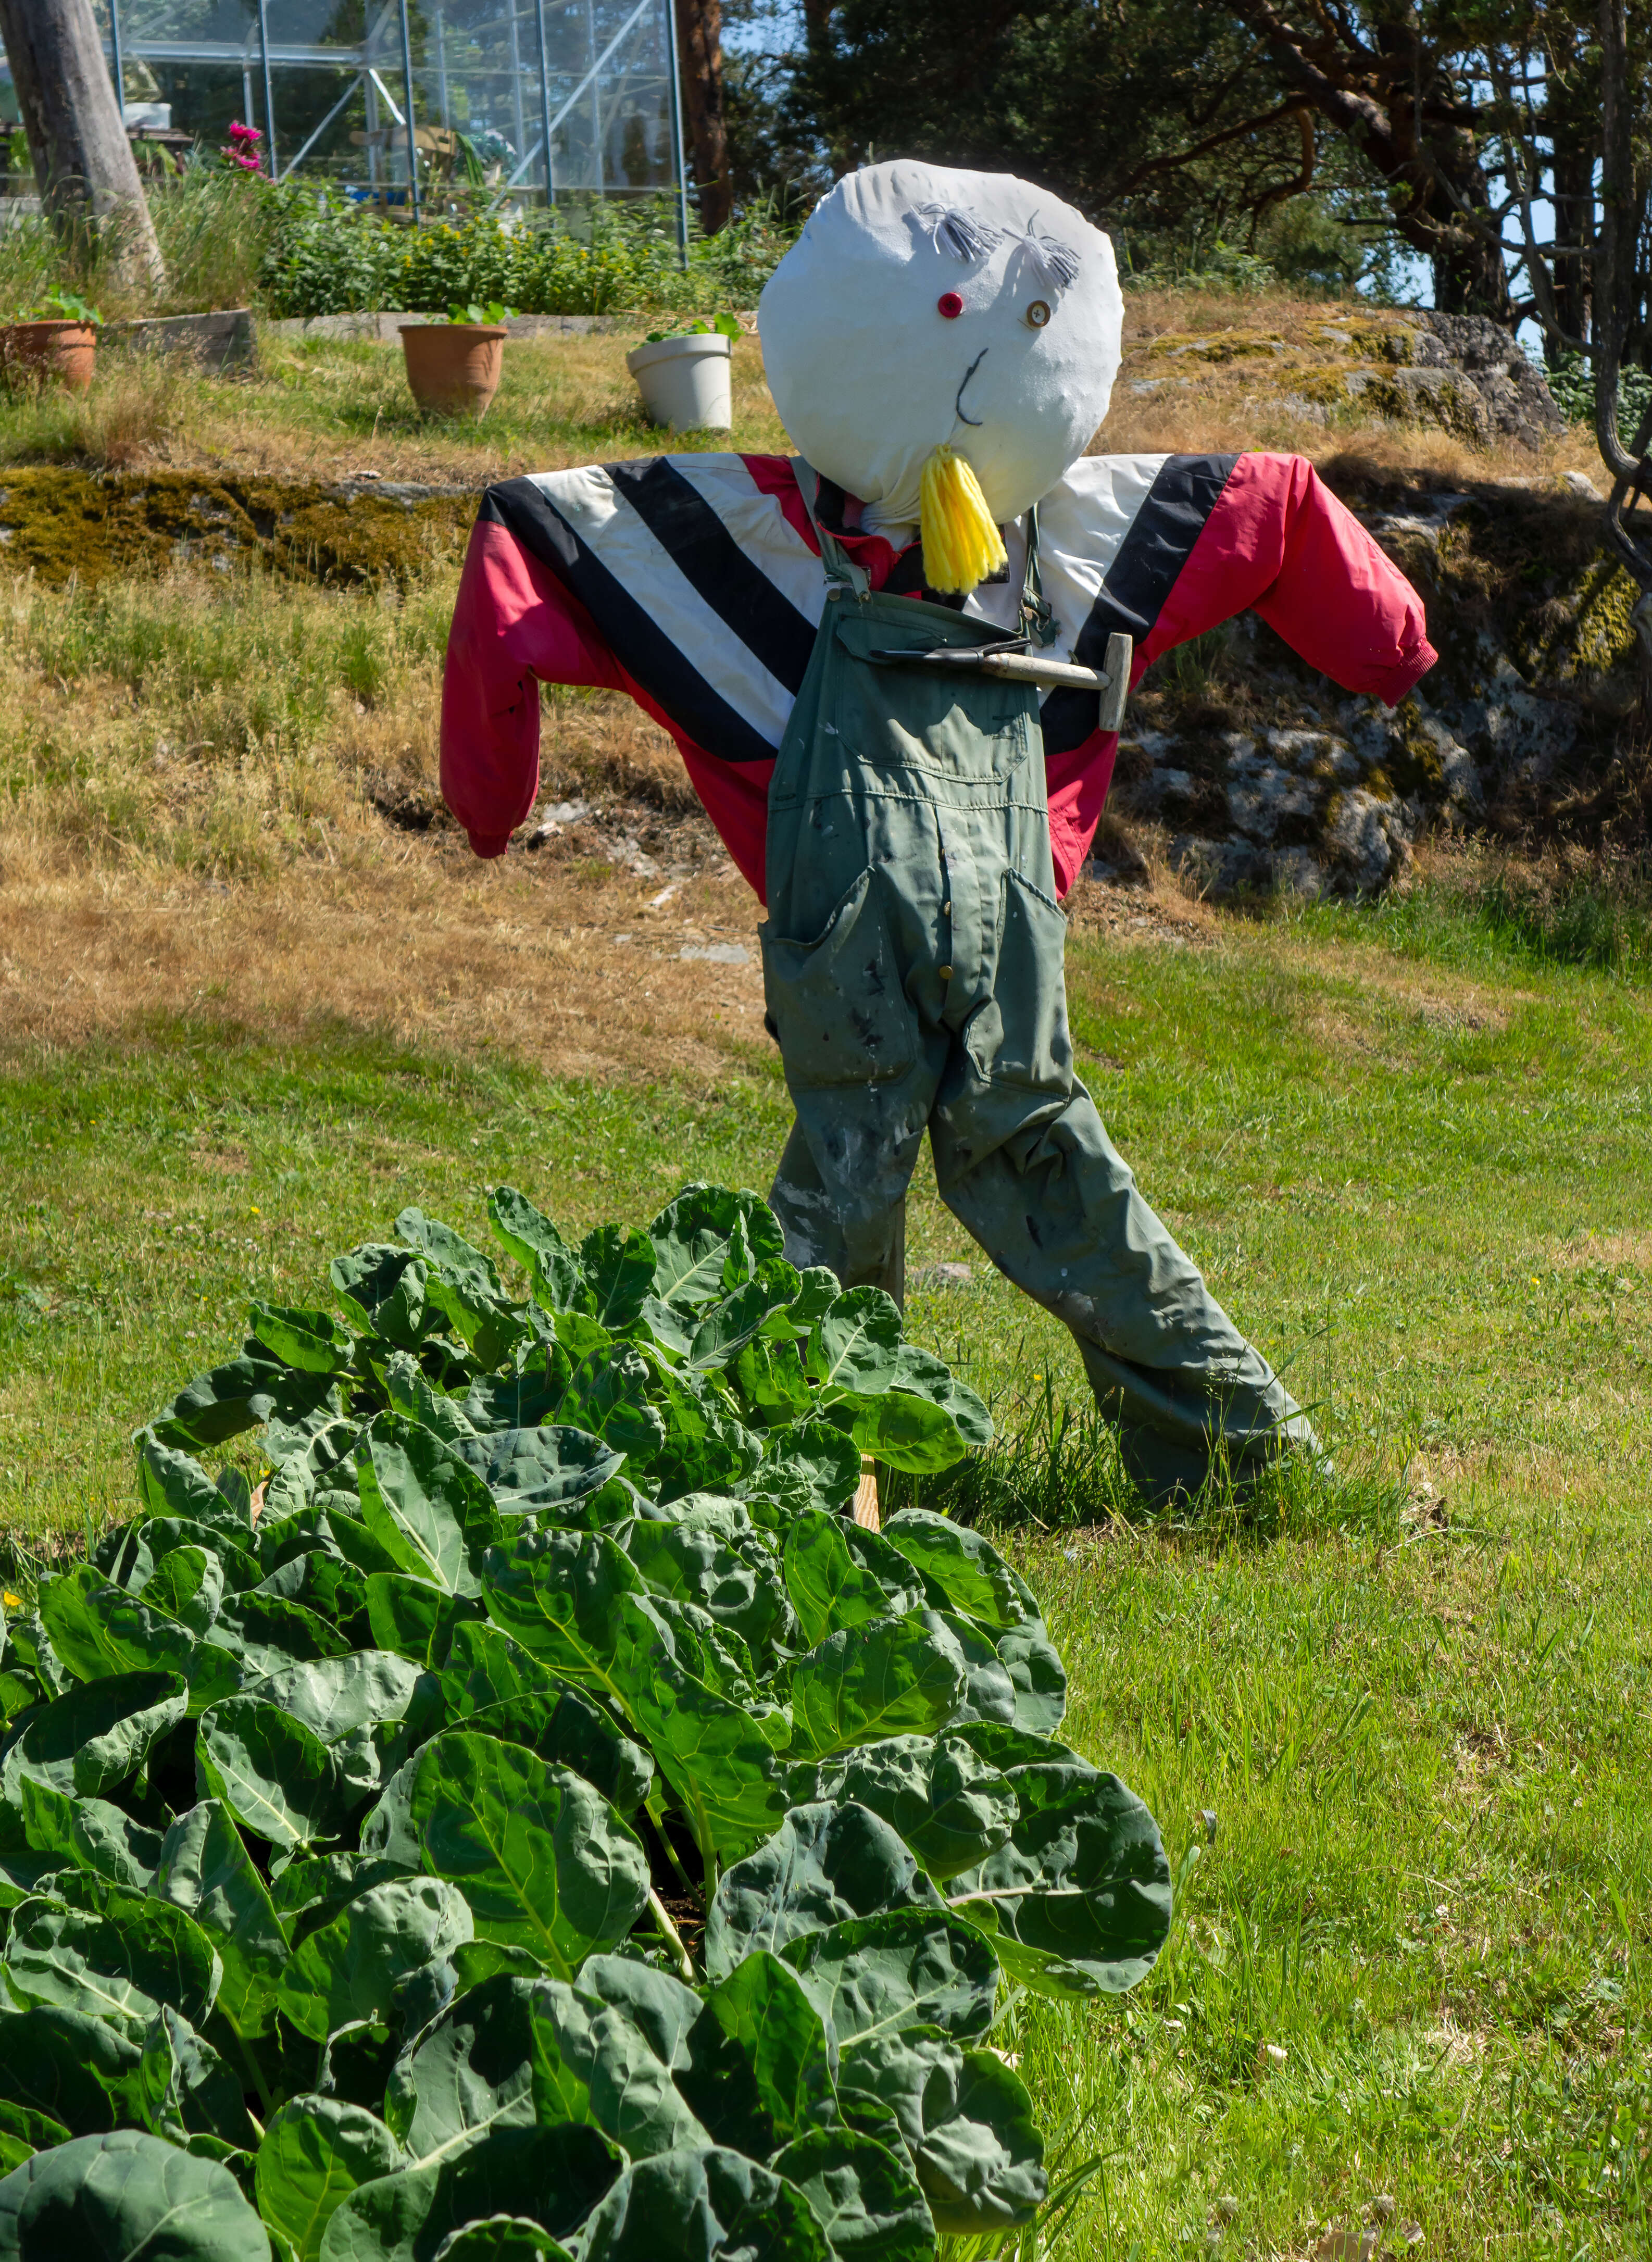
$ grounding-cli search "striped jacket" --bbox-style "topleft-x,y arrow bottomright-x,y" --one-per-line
440,449 -> 1436,901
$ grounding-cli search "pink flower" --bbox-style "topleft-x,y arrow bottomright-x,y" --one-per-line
228,120 -> 261,144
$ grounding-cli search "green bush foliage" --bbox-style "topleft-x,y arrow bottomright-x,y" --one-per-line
0,1183 -> 1169,2258
260,190 -> 797,321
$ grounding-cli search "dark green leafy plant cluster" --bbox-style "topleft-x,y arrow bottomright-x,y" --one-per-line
259,189 -> 798,321
0,1184 -> 1171,2259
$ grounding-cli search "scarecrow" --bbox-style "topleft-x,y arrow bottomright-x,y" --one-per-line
440,160 -> 1435,1503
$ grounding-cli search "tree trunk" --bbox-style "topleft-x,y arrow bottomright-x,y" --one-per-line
675,0 -> 731,235
0,0 -> 164,290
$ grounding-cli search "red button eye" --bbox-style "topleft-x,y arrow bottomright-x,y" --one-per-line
937,292 -> 963,319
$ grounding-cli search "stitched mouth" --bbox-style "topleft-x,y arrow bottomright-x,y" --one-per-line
954,348 -> 988,427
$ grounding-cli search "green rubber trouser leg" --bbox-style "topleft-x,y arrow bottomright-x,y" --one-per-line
769,1120 -> 909,1305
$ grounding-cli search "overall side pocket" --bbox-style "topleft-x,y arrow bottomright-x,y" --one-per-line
759,866 -> 917,1091
963,869 -> 1075,1096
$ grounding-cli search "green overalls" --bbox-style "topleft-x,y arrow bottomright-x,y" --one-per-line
759,478 -> 1316,1504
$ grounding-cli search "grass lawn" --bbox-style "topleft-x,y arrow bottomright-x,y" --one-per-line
2,884 -> 1647,2258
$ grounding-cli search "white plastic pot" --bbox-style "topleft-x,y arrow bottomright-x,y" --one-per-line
625,332 -> 733,432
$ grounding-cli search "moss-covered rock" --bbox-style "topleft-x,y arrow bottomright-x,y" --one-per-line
0,471 -> 476,589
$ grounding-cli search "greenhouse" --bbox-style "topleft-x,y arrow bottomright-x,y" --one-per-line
0,0 -> 688,219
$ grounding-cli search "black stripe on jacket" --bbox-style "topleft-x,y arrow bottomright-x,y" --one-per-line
606,459 -> 818,694
1041,453 -> 1238,756
478,476 -> 780,766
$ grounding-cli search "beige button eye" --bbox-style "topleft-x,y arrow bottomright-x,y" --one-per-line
1026,299 -> 1051,328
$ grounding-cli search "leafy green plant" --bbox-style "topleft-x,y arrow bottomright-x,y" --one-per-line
642,313 -> 742,345
16,286 -> 102,328
0,1182 -> 1170,2258
444,301 -> 517,326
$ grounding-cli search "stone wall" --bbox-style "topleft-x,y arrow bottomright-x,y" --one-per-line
1106,462 -> 1640,900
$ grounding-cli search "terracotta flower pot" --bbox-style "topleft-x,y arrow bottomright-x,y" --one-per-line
0,320 -> 97,395
399,322 -> 507,417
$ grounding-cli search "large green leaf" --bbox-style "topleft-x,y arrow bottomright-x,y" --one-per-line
675,1952 -> 837,2159
2,1671 -> 185,1801
362,1733 -> 648,1976
479,1530 -> 641,1708
356,1417 -> 501,1599
823,1736 -> 1016,1884
384,1974 -> 540,2164
578,1226 -> 657,1330
790,1617 -> 965,1758
140,1547 -> 225,1636
487,1186 -> 587,1314
878,1514 -> 1027,1635
463,1689 -> 653,1818
947,1762 -> 1172,1997
580,2145 -> 829,2262
13,1780 -> 164,1894
366,1578 -> 483,1672
771,2127 -> 935,2262
319,2124 -> 618,2262
992,1622 -> 1068,1736
614,1603 -> 788,1864
436,1620 -> 545,1716
256,2097 -> 402,2262
807,1289 -> 900,1398
782,1908 -> 998,2054
329,1246 -> 433,1350
134,2002 -> 256,2147
782,1513 -> 923,1649
254,1652 -> 429,1754
134,1435 -> 256,1536
528,1958 -> 705,2164
278,1879 -> 473,2042
0,2127 -> 270,2260
0,2004 -> 149,2133
152,1801 -> 289,2039
648,1370 -> 762,1502
843,1393 -> 968,1476
646,1186 -> 786,1311
754,1422 -> 862,1516
890,1345 -> 993,1449
449,1428 -> 622,1515
622,1510 -> 789,1660
706,1804 -> 942,1979
152,1354 -> 338,1451
197,1700 -> 348,1853
204,1591 -> 351,1680
837,2036 -> 1046,2237
933,1613 -> 1016,1731
250,1303 -> 355,1376
4,1886 -> 221,2035
36,1568 -> 242,1714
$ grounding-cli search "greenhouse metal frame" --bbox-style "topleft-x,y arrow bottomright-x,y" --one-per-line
1,1 -> 691,239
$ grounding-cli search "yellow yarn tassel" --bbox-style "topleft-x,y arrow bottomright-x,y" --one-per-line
918,444 -> 1008,594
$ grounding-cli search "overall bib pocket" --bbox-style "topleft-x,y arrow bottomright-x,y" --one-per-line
759,866 -> 917,1091
827,607 -> 1038,783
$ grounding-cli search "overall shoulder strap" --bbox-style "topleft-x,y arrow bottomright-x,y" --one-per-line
794,459 -> 870,602
1018,504 -> 1060,649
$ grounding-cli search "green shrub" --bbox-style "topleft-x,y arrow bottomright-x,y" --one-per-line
259,186 -> 799,320
0,1181 -> 1169,2257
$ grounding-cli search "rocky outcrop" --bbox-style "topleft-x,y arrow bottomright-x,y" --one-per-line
1105,466 -> 1640,900
1134,308 -> 1566,454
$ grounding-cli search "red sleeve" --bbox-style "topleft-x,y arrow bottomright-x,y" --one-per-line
440,519 -> 624,857
440,513 -> 778,894
1052,452 -> 1435,896
1142,452 -> 1436,701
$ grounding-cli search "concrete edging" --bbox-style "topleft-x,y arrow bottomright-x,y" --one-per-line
264,310 -> 629,345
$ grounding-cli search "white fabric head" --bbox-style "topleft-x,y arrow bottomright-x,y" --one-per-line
758,158 -> 1122,537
